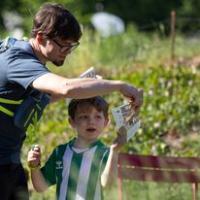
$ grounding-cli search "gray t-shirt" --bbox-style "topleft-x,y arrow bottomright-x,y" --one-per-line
0,39 -> 49,164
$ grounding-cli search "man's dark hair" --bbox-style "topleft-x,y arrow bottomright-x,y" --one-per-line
31,3 -> 82,41
68,96 -> 109,120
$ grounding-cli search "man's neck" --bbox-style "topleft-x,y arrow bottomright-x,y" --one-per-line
29,38 -> 46,65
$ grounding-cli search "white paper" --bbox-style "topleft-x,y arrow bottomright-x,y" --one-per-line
79,67 -> 96,78
112,103 -> 140,141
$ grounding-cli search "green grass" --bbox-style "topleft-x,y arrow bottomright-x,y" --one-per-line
29,181 -> 197,200
118,181 -> 196,200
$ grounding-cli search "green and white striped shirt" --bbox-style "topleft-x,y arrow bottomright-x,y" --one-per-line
41,139 -> 109,200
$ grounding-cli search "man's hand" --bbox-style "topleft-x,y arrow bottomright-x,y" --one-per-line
120,84 -> 143,111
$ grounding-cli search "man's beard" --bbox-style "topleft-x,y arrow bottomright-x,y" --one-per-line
52,59 -> 65,67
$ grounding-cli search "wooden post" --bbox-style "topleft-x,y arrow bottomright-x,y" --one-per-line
192,182 -> 198,200
118,166 -> 123,200
170,10 -> 176,63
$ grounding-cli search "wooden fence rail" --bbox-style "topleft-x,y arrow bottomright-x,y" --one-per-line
118,153 -> 200,200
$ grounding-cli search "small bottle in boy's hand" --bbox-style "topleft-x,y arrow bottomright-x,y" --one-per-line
27,144 -> 41,170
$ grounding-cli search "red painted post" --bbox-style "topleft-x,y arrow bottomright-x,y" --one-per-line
192,183 -> 198,200
118,166 -> 123,200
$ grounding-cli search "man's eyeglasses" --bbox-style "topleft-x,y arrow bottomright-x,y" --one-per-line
51,39 -> 79,53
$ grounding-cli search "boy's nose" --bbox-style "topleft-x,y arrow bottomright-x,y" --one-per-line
88,117 -> 95,124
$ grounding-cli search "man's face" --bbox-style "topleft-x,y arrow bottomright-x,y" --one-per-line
69,103 -> 108,143
43,37 -> 79,66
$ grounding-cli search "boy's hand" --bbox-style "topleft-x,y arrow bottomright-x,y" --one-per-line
111,126 -> 127,152
27,144 -> 41,169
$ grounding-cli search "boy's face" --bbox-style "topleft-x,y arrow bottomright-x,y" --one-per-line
69,103 -> 108,143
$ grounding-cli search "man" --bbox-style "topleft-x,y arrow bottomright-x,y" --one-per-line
0,3 -> 142,199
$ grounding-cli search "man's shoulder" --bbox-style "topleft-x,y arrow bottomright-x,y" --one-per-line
0,37 -> 29,54
1,40 -> 36,66
0,37 -> 17,53
11,40 -> 34,57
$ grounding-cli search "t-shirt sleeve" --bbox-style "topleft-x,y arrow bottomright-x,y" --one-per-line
7,48 -> 50,89
41,149 -> 57,186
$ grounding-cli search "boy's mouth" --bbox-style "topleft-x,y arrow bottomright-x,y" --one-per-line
86,128 -> 96,132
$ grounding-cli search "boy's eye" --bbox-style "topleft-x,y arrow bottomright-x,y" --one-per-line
79,115 -> 88,119
96,115 -> 102,119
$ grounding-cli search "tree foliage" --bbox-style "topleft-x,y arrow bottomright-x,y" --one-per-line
0,0 -> 200,34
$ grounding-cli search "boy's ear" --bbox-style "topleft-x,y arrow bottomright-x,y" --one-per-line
68,117 -> 75,128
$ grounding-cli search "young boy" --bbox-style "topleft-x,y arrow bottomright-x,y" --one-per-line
27,96 -> 126,200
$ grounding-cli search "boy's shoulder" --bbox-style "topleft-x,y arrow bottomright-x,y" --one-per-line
56,140 -> 71,149
53,140 -> 72,156
92,140 -> 107,148
94,140 -> 110,154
